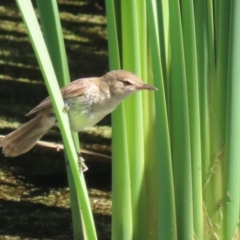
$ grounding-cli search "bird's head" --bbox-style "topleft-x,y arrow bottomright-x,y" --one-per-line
102,70 -> 157,99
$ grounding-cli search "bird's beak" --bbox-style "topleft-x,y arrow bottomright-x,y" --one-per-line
138,83 -> 158,91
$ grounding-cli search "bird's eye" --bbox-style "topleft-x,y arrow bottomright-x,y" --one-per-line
123,80 -> 132,86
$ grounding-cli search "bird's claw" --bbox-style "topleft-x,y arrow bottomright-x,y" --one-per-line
78,154 -> 88,172
63,104 -> 70,113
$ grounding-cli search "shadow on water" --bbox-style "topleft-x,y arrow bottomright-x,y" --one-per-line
0,198 -> 111,240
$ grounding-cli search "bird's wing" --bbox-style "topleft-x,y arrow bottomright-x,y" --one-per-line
26,78 -> 90,116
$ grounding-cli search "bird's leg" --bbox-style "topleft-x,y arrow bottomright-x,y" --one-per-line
64,152 -> 88,172
63,103 -> 70,113
78,152 -> 88,172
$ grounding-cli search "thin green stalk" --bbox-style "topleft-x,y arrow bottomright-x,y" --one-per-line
136,0 -> 147,81
194,5 -> 213,238
15,1 -> 97,239
194,0 -> 210,189
209,1 -> 230,237
205,0 -> 226,238
36,1 -> 83,238
181,0 -> 203,238
224,0 -> 240,238
146,0 -> 177,239
168,0 -> 193,238
138,1 -> 159,238
36,0 -> 70,87
105,0 -> 133,239
213,0 -> 230,145
135,1 -> 157,239
105,0 -> 121,71
156,0 -> 169,86
111,109 -> 132,239
121,0 -> 145,238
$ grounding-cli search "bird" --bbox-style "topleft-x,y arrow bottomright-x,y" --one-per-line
1,70 -> 157,157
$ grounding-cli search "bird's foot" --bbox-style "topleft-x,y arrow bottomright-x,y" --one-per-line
78,154 -> 88,172
64,153 -> 88,172
63,104 -> 70,113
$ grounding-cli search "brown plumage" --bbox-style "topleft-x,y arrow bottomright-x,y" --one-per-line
1,70 -> 157,157
1,109 -> 55,157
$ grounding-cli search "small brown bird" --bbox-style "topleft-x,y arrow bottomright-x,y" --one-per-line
1,70 -> 157,157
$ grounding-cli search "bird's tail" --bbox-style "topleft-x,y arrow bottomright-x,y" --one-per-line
1,114 -> 55,157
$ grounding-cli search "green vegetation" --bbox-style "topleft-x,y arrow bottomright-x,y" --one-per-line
1,0 -> 240,239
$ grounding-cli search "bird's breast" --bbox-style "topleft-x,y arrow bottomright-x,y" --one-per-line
64,95 -> 121,132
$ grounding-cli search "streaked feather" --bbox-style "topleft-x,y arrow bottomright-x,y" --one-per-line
26,78 -> 97,116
